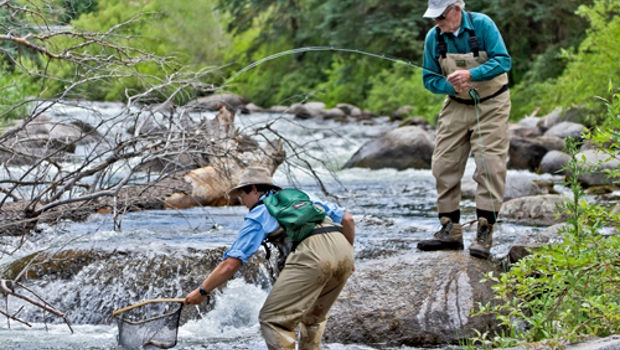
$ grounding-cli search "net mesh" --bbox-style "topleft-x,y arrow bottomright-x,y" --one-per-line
113,299 -> 183,349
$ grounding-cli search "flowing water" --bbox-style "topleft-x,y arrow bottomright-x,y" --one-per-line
0,102 -> 554,349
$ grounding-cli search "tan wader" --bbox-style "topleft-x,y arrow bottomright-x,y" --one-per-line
432,51 -> 511,214
259,230 -> 354,350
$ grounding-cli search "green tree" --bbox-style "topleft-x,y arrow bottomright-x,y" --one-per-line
511,0 -> 620,119
58,0 -> 99,24
473,0 -> 592,85
47,0 -> 230,102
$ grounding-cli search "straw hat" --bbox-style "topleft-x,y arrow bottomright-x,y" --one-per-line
227,167 -> 282,197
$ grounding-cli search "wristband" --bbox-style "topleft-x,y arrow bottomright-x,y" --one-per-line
199,286 -> 209,296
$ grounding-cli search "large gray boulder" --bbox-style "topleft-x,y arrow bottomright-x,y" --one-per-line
538,150 -> 571,175
575,149 -> 620,187
500,194 -> 570,226
324,251 -> 501,347
343,126 -> 434,170
508,136 -> 566,172
544,121 -> 586,139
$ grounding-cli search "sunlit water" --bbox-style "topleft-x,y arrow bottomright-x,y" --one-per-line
0,102 -> 554,349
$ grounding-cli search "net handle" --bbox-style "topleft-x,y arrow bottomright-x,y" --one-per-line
112,298 -> 185,317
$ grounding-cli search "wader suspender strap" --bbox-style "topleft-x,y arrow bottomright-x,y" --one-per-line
436,12 -> 479,58
436,27 -> 447,59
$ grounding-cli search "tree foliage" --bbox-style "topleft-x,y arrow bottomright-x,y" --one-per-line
215,0 -> 597,118
511,0 -> 620,119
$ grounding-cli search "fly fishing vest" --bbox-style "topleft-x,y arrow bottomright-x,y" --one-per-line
436,12 -> 508,104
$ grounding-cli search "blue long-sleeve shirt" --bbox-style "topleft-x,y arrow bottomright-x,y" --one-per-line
223,192 -> 346,264
422,10 -> 511,95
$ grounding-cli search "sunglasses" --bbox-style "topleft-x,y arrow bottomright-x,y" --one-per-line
435,5 -> 455,21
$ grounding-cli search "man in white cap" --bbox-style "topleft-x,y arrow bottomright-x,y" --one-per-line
417,0 -> 511,259
185,166 -> 355,350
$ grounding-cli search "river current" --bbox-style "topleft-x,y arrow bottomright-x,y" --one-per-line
0,102 -> 552,349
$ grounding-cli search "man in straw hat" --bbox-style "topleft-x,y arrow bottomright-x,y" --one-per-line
185,166 -> 355,349
417,0 -> 511,259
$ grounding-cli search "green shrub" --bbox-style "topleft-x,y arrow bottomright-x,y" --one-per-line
366,63 -> 444,122
0,69 -> 39,124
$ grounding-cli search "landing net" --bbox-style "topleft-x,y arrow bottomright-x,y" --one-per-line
112,298 -> 185,349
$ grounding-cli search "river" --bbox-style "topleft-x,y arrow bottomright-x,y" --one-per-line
0,102 -> 553,349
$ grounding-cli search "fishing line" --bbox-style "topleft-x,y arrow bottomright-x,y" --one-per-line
470,88 -> 499,223
221,45 -> 499,222
221,46 -> 444,88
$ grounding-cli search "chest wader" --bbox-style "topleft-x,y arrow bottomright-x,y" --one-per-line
430,17 -> 510,257
259,226 -> 354,350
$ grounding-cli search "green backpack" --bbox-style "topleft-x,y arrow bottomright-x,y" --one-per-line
263,188 -> 326,242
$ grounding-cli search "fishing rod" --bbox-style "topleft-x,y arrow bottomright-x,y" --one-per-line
222,45 -> 444,88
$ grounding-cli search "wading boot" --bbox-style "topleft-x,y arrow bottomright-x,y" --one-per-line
469,217 -> 493,259
417,217 -> 464,251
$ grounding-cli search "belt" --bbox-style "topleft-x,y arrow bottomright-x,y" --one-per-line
291,225 -> 342,251
449,84 -> 508,105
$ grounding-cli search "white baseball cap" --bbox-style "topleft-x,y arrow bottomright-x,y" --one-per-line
423,0 -> 457,18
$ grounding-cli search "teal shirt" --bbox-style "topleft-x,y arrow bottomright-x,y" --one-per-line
422,10 -> 511,95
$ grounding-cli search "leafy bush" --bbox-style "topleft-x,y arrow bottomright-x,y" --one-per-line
0,69 -> 39,123
366,63 -> 444,122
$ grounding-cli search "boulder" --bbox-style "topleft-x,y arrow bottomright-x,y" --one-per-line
0,115 -> 103,166
508,136 -> 565,172
574,149 -> 620,187
536,107 -> 563,132
463,173 -> 555,201
543,121 -> 586,139
508,137 -> 550,172
185,93 -> 249,112
538,150 -> 571,175
500,194 -> 570,226
343,126 -> 434,170
324,251 -> 502,347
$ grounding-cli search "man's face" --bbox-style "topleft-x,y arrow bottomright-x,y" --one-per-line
434,5 -> 461,34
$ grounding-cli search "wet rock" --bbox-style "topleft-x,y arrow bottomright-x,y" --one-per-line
4,246 -> 270,325
324,251 -> 501,347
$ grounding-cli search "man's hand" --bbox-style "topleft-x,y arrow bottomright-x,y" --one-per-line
447,70 -> 472,94
185,288 -> 208,305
